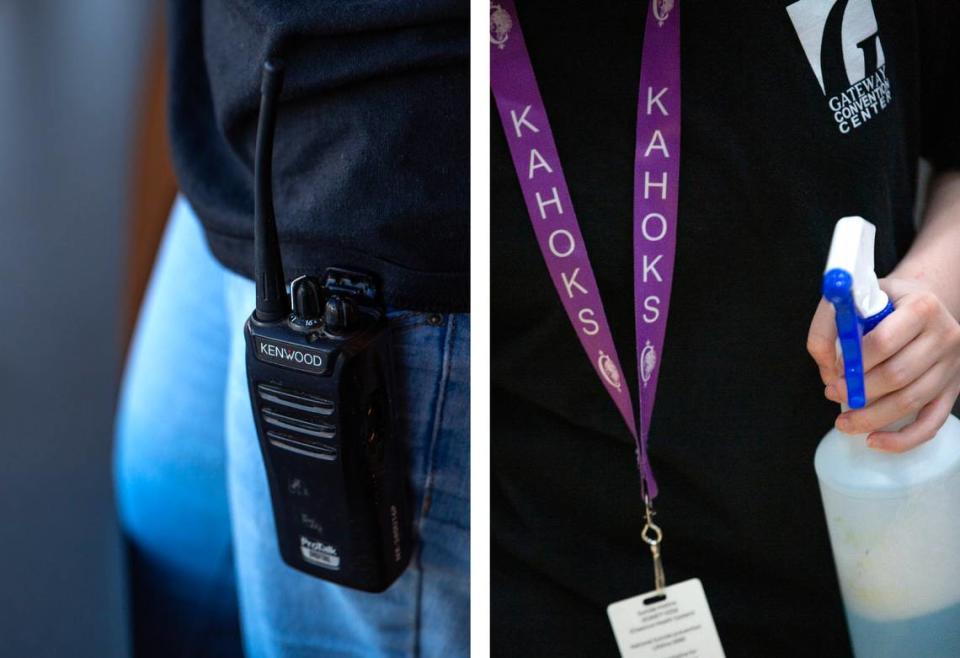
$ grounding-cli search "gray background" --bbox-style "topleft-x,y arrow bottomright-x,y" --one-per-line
0,2 -> 152,656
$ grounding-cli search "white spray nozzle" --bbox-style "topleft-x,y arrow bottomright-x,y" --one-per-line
824,216 -> 889,317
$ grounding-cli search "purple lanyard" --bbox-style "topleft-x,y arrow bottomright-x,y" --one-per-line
491,0 -> 681,500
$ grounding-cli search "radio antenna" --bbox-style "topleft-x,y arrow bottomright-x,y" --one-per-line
254,58 -> 289,322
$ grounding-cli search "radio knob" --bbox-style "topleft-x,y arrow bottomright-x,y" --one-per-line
323,294 -> 357,333
292,276 -> 323,322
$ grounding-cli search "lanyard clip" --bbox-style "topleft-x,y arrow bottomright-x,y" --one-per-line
641,497 -> 666,592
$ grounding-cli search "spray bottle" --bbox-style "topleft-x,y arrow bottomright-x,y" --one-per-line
815,216 -> 960,657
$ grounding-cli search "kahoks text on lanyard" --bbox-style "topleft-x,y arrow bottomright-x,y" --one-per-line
490,0 -> 682,499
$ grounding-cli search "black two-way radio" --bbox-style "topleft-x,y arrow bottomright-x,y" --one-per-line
243,60 -> 412,592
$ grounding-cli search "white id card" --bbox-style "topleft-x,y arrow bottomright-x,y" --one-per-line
607,578 -> 725,658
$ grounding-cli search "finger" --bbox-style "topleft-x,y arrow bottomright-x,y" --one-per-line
807,298 -> 839,383
860,301 -> 927,372
864,331 -> 944,400
867,387 -> 957,452
826,332 -> 942,404
819,366 -> 837,388
835,363 -> 947,435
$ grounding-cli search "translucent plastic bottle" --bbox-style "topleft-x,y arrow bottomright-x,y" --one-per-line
815,217 -> 960,658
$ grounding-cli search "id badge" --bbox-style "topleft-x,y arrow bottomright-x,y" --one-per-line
607,578 -> 725,658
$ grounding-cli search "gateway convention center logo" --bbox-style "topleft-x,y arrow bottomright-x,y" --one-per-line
787,0 -> 892,134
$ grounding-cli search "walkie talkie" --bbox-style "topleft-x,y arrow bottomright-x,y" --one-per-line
244,59 -> 412,592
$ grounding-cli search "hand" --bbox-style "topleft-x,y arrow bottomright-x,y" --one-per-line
807,277 -> 960,452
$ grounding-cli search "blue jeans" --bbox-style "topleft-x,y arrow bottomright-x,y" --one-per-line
115,197 -> 470,658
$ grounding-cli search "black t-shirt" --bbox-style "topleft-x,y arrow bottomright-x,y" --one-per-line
492,1 -> 960,656
168,1 -> 469,312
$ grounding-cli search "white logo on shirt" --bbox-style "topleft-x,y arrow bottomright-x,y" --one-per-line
787,0 -> 892,133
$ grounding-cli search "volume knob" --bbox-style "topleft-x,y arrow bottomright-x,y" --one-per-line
323,294 -> 358,333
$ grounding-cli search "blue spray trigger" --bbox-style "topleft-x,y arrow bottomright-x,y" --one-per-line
823,268 -> 894,409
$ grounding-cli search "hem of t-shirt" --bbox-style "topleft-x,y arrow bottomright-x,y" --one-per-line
202,227 -> 470,313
